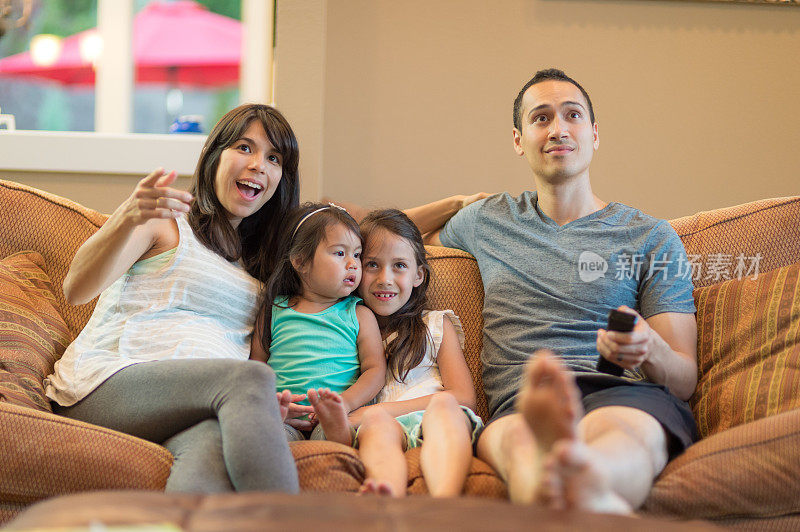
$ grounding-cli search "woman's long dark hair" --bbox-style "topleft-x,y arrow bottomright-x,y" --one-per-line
256,202 -> 362,355
188,104 -> 300,282
360,209 -> 431,383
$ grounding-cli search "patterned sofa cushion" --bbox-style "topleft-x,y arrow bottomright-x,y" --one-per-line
692,261 -> 800,438
425,246 -> 487,421
0,180 -> 108,338
644,408 -> 800,524
0,252 -> 71,412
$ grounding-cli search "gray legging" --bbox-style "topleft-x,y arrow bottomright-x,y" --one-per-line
53,358 -> 298,493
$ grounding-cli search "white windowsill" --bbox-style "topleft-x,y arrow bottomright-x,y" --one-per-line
0,130 -> 206,176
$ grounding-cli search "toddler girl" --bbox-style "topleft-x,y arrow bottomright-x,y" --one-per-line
250,202 -> 385,440
310,208 -> 483,496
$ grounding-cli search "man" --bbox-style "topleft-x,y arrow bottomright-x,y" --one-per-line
425,68 -> 698,513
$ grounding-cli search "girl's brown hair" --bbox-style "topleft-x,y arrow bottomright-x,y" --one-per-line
256,202 -> 362,354
188,104 -> 300,282
360,209 -> 431,382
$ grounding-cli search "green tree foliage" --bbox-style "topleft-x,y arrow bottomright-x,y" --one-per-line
38,0 -> 97,37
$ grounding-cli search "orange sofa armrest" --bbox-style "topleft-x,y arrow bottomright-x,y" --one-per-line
0,402 -> 172,506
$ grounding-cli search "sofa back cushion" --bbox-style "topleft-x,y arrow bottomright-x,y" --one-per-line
670,196 -> 800,288
0,251 -> 71,412
0,180 -> 107,338
425,246 -> 487,421
691,261 -> 800,438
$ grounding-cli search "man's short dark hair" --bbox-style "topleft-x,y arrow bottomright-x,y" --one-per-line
513,68 -> 595,131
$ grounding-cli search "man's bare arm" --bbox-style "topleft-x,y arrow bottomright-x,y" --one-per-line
597,307 -> 697,400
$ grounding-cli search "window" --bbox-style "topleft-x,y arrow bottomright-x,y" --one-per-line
0,0 -> 262,135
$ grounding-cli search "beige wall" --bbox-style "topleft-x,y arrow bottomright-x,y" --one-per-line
6,1 -> 799,219
279,0 -> 800,220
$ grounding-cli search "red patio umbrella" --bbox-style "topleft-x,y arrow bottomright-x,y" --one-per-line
0,0 -> 240,87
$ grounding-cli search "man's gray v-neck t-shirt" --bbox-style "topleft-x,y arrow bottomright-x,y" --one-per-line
439,191 -> 695,418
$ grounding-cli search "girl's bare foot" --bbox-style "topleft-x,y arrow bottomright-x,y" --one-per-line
358,478 -> 396,497
307,388 -> 353,445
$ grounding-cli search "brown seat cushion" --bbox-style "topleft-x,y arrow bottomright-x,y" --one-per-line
6,491 -> 719,531
692,261 -> 800,438
405,446 -> 506,498
0,252 -> 71,412
290,440 -> 364,492
0,401 -> 172,516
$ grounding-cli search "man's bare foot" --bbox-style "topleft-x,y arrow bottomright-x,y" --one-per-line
517,351 -> 631,514
276,389 -> 292,421
307,388 -> 353,445
517,350 -> 583,451
358,478 -> 396,497
516,350 -> 584,509
549,440 -> 632,515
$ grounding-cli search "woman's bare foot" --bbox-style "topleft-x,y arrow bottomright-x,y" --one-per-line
276,389 -> 292,421
307,388 -> 353,445
358,478 -> 396,497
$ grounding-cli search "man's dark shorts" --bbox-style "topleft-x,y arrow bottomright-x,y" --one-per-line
483,373 -> 698,461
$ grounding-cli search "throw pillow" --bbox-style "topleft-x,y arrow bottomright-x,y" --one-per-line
692,261 -> 800,438
0,251 -> 71,412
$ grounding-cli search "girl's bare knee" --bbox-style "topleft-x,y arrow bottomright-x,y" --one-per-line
360,406 -> 398,434
426,392 -> 460,414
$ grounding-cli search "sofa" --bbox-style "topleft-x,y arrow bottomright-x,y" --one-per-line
1,179 -> 799,529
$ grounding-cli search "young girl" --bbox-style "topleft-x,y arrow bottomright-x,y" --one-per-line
310,208 -> 483,497
250,202 -> 386,440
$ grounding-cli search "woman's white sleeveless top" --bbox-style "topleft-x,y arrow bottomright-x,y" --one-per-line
45,215 -> 261,406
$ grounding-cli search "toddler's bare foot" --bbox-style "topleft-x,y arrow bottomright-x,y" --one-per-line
358,478 -> 395,497
276,389 -> 292,421
307,388 -> 353,445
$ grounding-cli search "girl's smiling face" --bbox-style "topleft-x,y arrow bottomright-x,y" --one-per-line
358,228 -> 424,320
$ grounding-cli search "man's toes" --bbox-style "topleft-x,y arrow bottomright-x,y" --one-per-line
552,439 -> 588,474
359,479 -> 377,495
528,349 -> 557,382
376,482 -> 395,496
536,454 -> 565,509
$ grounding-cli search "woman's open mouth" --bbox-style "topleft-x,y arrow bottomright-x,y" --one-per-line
235,180 -> 263,200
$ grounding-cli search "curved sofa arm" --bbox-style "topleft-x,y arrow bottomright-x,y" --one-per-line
0,402 -> 172,507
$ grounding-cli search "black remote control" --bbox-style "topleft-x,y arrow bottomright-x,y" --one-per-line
597,309 -> 637,376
